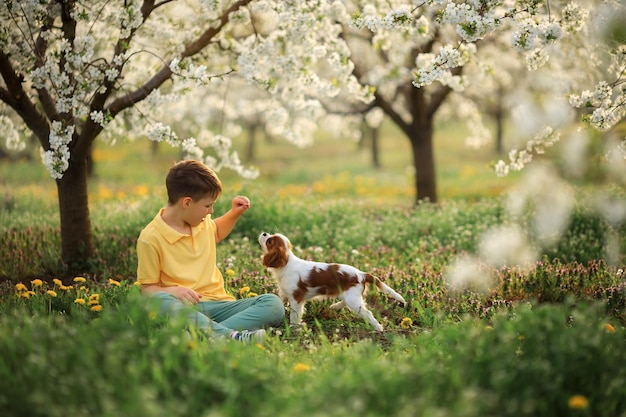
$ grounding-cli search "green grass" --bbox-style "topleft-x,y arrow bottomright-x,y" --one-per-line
1,290 -> 624,417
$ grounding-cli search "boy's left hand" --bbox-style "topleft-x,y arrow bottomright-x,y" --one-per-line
232,195 -> 251,215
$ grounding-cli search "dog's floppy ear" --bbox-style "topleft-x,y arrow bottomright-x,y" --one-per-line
262,244 -> 289,268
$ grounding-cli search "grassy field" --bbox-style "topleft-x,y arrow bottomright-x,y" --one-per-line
1,122 -> 625,416
0,120 -> 517,206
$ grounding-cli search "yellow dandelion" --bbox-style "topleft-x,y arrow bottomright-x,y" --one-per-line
60,285 -> 71,291
52,278 -> 62,286
46,290 -> 57,297
400,317 -> 413,329
31,279 -> 43,287
255,343 -> 266,351
133,185 -> 149,197
90,305 -> 103,312
98,186 -> 113,200
247,292 -> 258,298
80,286 -> 89,292
27,291 -> 35,296
226,269 -> 236,276
568,395 -> 589,409
293,363 -> 311,373
89,294 -> 100,303
485,325 -> 494,331
15,283 -> 27,292
604,323 -> 615,333
108,278 -> 121,287
88,300 -> 99,306
186,340 -> 198,350
133,281 -> 141,286
74,298 -> 86,305
238,286 -> 250,296
148,311 -> 157,320
73,277 -> 87,283
19,292 -> 30,299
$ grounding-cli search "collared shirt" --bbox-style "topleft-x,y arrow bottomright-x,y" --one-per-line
136,208 -> 235,301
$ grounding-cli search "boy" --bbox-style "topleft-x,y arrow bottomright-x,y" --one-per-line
136,160 -> 285,343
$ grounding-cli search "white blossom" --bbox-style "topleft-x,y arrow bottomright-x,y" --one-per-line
89,111 -> 106,127
525,48 -> 549,71
365,107 -> 384,129
442,1 -> 499,42
181,137 -> 204,160
0,116 -> 24,152
495,126 -> 561,175
506,162 -> 574,247
479,225 -> 538,268
118,1 -> 144,38
445,255 -> 492,292
494,160 -> 510,177
42,121 -> 74,179
146,122 -> 178,145
561,3 -> 589,33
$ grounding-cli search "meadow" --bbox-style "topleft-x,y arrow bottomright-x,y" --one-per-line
1,123 -> 625,416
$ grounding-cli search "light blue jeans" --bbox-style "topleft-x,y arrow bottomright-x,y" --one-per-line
150,292 -> 285,337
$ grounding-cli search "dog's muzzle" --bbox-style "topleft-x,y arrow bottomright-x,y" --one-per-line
258,232 -> 270,250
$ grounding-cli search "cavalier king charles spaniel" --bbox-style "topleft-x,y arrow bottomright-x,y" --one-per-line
258,232 -> 406,331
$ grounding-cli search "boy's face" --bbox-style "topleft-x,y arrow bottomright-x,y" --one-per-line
184,194 -> 217,227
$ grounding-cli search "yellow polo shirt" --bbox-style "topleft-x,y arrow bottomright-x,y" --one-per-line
136,208 -> 235,301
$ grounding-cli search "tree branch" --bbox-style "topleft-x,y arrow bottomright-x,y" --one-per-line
59,0 -> 77,124
0,51 -> 50,148
427,66 -> 460,120
32,8 -> 61,123
78,0 -> 160,150
351,55 -> 410,134
375,88 -> 411,135
106,0 -> 252,116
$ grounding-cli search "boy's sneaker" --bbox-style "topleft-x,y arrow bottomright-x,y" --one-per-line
232,329 -> 266,344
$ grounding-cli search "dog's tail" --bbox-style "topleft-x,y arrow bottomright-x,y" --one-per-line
365,274 -> 406,306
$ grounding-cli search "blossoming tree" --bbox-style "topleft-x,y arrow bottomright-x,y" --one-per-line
0,1 -> 247,266
336,0 -> 624,203
0,0 -> 368,268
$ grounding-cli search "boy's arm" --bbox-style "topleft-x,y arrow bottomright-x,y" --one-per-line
214,195 -> 250,242
140,284 -> 200,304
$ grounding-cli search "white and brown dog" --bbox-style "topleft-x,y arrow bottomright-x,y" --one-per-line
258,232 -> 406,331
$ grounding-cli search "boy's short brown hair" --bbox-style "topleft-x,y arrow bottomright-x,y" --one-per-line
166,160 -> 223,205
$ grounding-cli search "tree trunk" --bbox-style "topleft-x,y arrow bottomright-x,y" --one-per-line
495,109 -> 504,154
371,127 -> 380,169
86,142 -> 94,177
494,89 -> 504,154
246,123 -> 256,162
409,124 -> 437,204
56,155 -> 94,272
